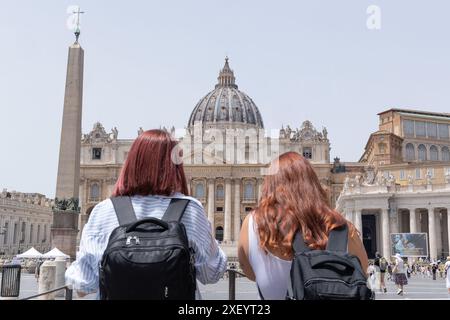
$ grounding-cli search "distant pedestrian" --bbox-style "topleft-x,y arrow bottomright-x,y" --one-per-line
393,253 -> 408,295
374,252 -> 387,293
35,258 -> 44,282
367,263 -> 377,290
445,256 -> 450,294
431,263 -> 438,280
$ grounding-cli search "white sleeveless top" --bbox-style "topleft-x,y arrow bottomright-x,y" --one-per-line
248,214 -> 292,300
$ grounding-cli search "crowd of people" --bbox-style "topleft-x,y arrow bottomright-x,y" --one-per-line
367,253 -> 450,295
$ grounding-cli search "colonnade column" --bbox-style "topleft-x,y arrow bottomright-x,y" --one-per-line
448,208 -> 450,257
435,211 -> 442,258
207,179 -> 215,231
428,207 -> 437,261
354,209 -> 362,240
224,178 -> 232,243
409,207 -> 417,233
381,208 -> 390,258
233,179 -> 241,243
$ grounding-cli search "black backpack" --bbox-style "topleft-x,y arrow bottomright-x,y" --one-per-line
287,224 -> 374,300
99,196 -> 196,300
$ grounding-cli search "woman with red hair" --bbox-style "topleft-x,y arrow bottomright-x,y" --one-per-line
238,152 -> 368,299
66,129 -> 227,299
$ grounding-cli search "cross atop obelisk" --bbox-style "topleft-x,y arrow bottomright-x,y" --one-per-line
72,7 -> 85,43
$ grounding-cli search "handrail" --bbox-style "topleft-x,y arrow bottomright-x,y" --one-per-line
227,268 -> 248,300
20,285 -> 73,300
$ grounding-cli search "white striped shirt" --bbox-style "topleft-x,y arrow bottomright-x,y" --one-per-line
65,193 -> 227,299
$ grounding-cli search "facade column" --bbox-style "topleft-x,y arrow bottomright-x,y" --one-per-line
0,215 -> 3,247
409,207 -> 417,233
428,207 -> 437,261
257,178 -> 264,203
224,178 -> 232,243
447,208 -> 450,258
186,179 -> 191,196
435,210 -> 442,259
233,179 -> 241,243
207,179 -> 215,231
381,208 -> 391,258
354,209 -> 362,239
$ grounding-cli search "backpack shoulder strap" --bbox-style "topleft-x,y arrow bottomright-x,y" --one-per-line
292,230 -> 311,254
110,196 -> 137,226
162,198 -> 190,222
325,224 -> 348,253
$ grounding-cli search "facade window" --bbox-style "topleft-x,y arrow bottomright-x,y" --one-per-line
438,124 -> 449,140
442,147 -> 450,161
302,147 -> 312,159
405,143 -> 415,161
90,183 -> 100,200
429,145 -> 438,161
124,152 -> 129,160
244,182 -> 255,200
215,226 -> 224,242
415,168 -> 421,179
427,168 -> 434,178
378,143 -> 386,154
403,120 -> 414,137
37,225 -> 40,243
216,184 -> 224,200
415,121 -> 426,137
427,122 -> 437,138
195,183 -> 205,199
92,148 -> 102,160
216,207 -> 223,212
400,170 -> 406,180
43,225 -> 47,242
445,167 -> 450,175
418,144 -> 427,161
3,223 -> 8,244
245,207 -> 253,212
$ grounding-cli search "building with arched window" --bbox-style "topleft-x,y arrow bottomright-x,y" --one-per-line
339,109 -> 450,261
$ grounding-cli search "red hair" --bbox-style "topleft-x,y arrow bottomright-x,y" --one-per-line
112,129 -> 188,197
254,152 -> 357,258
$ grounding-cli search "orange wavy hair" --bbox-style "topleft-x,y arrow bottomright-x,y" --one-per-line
254,152 -> 358,258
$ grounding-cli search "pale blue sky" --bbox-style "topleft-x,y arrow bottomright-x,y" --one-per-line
1,1 -> 450,197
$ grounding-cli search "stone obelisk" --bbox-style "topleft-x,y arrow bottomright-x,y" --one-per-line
51,25 -> 84,260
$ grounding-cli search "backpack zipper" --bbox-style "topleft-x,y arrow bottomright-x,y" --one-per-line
304,277 -> 367,287
103,243 -> 190,257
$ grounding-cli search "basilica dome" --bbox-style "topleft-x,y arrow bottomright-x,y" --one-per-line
188,58 -> 264,129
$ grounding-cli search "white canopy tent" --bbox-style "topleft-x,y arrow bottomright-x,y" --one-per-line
42,247 -> 70,259
16,247 -> 43,259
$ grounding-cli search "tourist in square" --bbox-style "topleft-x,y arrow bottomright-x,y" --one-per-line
445,256 -> 450,294
393,253 -> 408,295
65,129 -> 227,299
237,152 -> 368,300
378,256 -> 388,293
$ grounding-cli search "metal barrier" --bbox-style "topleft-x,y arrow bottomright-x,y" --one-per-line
20,285 -> 73,300
227,268 -> 247,300
1,265 -> 21,298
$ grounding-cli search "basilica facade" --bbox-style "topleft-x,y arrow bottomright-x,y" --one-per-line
78,59 -> 356,258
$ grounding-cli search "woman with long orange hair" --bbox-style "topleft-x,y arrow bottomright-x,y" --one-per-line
238,152 -> 368,300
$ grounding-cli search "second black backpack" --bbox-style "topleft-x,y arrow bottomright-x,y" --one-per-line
99,196 -> 196,300
287,224 -> 374,300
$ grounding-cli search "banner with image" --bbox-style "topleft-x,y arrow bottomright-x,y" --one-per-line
390,233 -> 428,257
